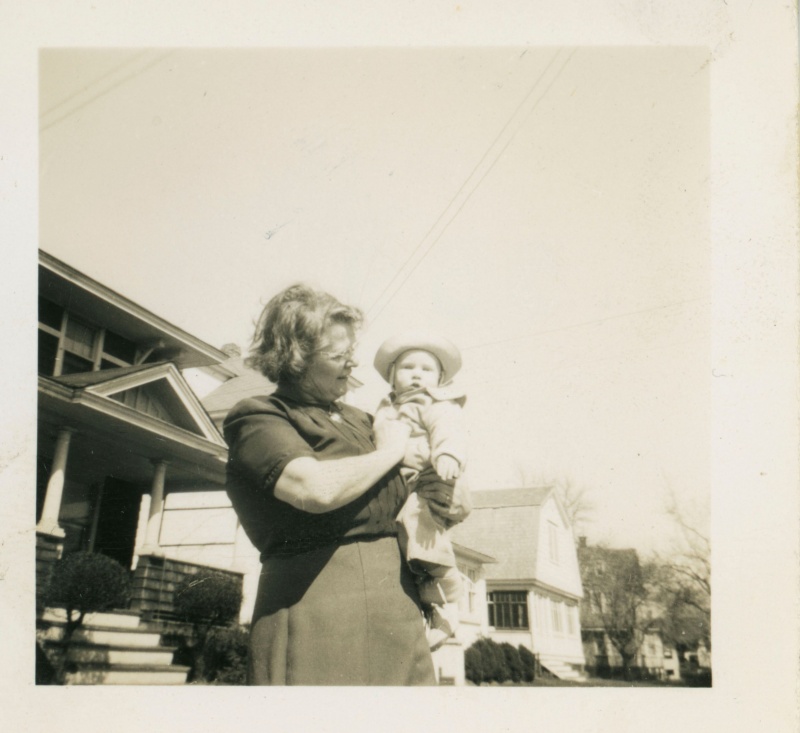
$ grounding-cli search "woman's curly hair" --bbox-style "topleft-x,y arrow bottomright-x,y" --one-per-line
245,284 -> 363,384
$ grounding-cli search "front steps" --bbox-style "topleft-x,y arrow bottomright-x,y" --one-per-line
39,609 -> 190,685
540,658 -> 587,683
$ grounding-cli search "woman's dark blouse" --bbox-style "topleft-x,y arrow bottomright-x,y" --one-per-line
223,388 -> 410,558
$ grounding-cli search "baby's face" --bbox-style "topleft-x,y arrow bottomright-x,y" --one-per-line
393,349 -> 442,394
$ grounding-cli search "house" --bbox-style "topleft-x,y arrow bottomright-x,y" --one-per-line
577,539 -> 681,681
451,487 -> 587,681
36,251 -> 235,583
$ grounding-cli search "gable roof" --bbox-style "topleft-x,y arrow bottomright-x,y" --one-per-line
41,362 -> 225,446
52,361 -> 167,387
452,486 -> 564,582
201,357 -> 276,418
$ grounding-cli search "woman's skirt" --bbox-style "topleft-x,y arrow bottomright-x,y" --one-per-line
248,534 -> 436,685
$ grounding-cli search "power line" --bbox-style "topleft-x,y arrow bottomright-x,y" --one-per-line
463,331 -> 708,389
461,296 -> 707,353
365,47 -> 577,323
40,50 -> 152,119
40,51 -> 174,133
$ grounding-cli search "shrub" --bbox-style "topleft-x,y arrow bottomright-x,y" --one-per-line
173,571 -> 243,681
202,625 -> 249,684
464,645 -> 485,684
464,638 -> 512,684
683,668 -> 712,687
174,571 -> 243,627
42,551 -> 131,684
44,552 -> 131,636
518,645 -> 538,682
500,642 -> 524,683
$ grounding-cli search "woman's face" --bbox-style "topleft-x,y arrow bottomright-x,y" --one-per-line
296,322 -> 358,405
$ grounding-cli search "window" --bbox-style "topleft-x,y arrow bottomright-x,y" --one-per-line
37,297 -> 139,376
102,329 -> 138,364
566,604 -> 576,635
548,521 -> 560,564
38,296 -> 64,329
533,594 -> 545,629
458,565 -> 478,613
488,591 -> 529,629
38,330 -> 59,376
551,600 -> 563,633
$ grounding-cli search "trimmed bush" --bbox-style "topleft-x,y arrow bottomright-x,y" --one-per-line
202,625 -> 249,685
518,644 -> 538,682
464,638 -> 516,684
464,645 -> 485,685
44,551 -> 131,635
42,551 -> 131,684
174,571 -> 243,627
173,571 -> 243,681
500,642 -> 524,683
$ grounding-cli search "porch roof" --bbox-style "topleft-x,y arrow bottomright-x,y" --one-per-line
38,367 -> 228,486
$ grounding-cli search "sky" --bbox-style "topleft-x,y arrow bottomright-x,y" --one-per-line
39,47 -> 710,554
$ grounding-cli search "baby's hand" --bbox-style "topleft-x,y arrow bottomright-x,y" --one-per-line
435,455 -> 461,481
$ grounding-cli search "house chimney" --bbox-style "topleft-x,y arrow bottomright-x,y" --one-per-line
221,343 -> 242,358
578,535 -> 587,548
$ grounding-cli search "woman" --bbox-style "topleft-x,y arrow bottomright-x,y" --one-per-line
223,284 -> 466,685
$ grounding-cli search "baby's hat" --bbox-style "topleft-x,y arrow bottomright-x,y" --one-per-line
374,331 -> 462,384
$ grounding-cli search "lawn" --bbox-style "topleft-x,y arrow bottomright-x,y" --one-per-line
470,677 -> 695,687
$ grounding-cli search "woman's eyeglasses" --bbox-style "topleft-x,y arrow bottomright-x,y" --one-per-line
316,346 -> 358,364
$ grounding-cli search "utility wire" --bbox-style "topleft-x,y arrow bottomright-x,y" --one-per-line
40,51 -> 174,133
461,296 -> 707,353
464,331 -> 707,389
365,48 -> 576,323
40,50 -> 152,119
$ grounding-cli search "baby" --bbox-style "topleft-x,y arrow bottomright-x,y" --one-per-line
373,332 -> 469,650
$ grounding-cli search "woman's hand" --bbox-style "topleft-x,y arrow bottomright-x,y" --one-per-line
373,413 -> 412,462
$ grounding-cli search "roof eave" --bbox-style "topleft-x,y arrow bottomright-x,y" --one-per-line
39,250 -> 228,368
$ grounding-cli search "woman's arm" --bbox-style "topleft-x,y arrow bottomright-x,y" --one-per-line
274,416 -> 410,513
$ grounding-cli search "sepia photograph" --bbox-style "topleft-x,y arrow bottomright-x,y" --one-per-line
2,2 -> 798,732
35,46 -> 710,688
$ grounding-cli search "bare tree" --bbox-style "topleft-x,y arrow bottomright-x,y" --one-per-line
578,543 -> 653,678
649,488 -> 711,650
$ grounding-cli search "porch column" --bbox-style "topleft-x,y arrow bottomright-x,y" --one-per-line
140,459 -> 168,555
36,427 -> 75,536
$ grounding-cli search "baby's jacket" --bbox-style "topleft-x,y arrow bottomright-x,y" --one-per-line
375,383 -> 467,482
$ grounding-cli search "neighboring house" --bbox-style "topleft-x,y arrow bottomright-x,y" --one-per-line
577,539 -> 681,681
451,487 -> 587,681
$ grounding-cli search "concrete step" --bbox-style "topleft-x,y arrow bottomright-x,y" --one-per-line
41,608 -> 142,629
64,663 -> 190,686
541,660 -> 587,682
56,641 -> 177,666
41,623 -> 162,648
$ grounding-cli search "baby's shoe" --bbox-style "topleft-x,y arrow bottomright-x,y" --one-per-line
418,578 -> 448,606
425,603 -> 459,652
